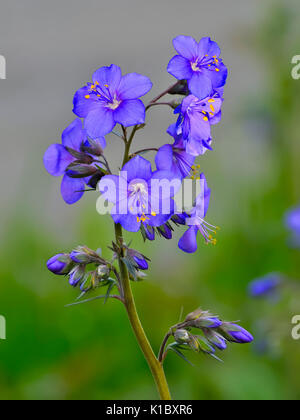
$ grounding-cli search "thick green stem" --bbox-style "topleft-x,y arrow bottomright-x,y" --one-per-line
114,223 -> 171,400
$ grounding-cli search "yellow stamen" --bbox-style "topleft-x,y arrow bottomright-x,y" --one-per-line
208,99 -> 215,103
85,95 -> 90,99
151,211 -> 156,217
203,116 -> 209,122
210,104 -> 215,112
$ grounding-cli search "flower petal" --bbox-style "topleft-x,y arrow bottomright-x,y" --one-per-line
62,118 -> 86,150
202,63 -> 228,89
185,138 -> 208,156
84,106 -> 115,138
189,113 -> 211,141
196,173 -> 211,218
118,73 -> 152,100
167,55 -> 193,80
188,73 -> 212,101
197,37 -> 221,58
113,99 -> 145,127
178,226 -> 198,253
61,175 -> 85,204
73,86 -> 101,118
99,174 -> 129,205
155,144 -> 173,171
122,155 -> 152,182
92,64 -> 122,95
43,144 -> 73,176
173,35 -> 198,60
112,212 -> 141,232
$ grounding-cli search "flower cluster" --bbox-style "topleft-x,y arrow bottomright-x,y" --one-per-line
47,246 -> 115,293
161,308 -> 253,363
44,35 -> 227,255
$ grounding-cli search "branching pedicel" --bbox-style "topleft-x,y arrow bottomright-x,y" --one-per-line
44,36 -> 253,400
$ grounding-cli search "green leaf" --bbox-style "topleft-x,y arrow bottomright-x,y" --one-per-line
168,343 -> 194,366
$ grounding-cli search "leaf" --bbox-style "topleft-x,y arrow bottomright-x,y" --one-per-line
168,343 -> 194,366
122,257 -> 138,281
104,280 -> 116,304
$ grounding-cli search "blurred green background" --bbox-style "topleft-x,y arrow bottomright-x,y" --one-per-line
1,0 -> 300,400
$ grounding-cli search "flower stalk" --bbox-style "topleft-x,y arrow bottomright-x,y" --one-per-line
114,222 -> 171,400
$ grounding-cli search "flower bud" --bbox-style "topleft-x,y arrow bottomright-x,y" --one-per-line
69,265 -> 85,287
70,246 -> 101,264
127,248 -> 150,271
174,329 -> 190,343
185,308 -> 203,322
97,265 -> 110,277
192,316 -> 222,329
133,256 -> 148,271
144,225 -> 155,241
171,214 -> 187,225
66,164 -> 98,178
47,253 -> 73,275
203,329 -> 227,350
219,323 -> 254,344
168,80 -> 189,96
81,138 -> 104,156
65,147 -> 94,164
87,172 -> 105,189
157,224 -> 172,240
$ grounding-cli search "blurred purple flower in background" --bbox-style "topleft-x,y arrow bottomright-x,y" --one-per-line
285,206 -> 300,247
248,273 -> 282,299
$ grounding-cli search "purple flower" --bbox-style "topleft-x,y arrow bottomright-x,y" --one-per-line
222,323 -> 254,344
99,156 -> 181,233
73,64 -> 152,138
155,136 -> 195,179
248,274 -> 281,298
178,173 -> 217,253
285,206 -> 300,247
47,253 -> 73,275
174,90 -> 223,156
167,36 -> 228,100
43,119 -> 106,204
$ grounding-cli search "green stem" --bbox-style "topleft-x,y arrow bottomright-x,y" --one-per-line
114,222 -> 171,400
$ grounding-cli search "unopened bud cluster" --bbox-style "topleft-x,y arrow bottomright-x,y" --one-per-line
47,246 -> 113,293
169,309 -> 253,359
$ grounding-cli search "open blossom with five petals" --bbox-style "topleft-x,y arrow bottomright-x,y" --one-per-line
99,156 -> 180,233
174,89 -> 223,156
167,35 -> 227,100
73,64 -> 152,138
178,174 -> 218,253
43,118 -> 105,204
